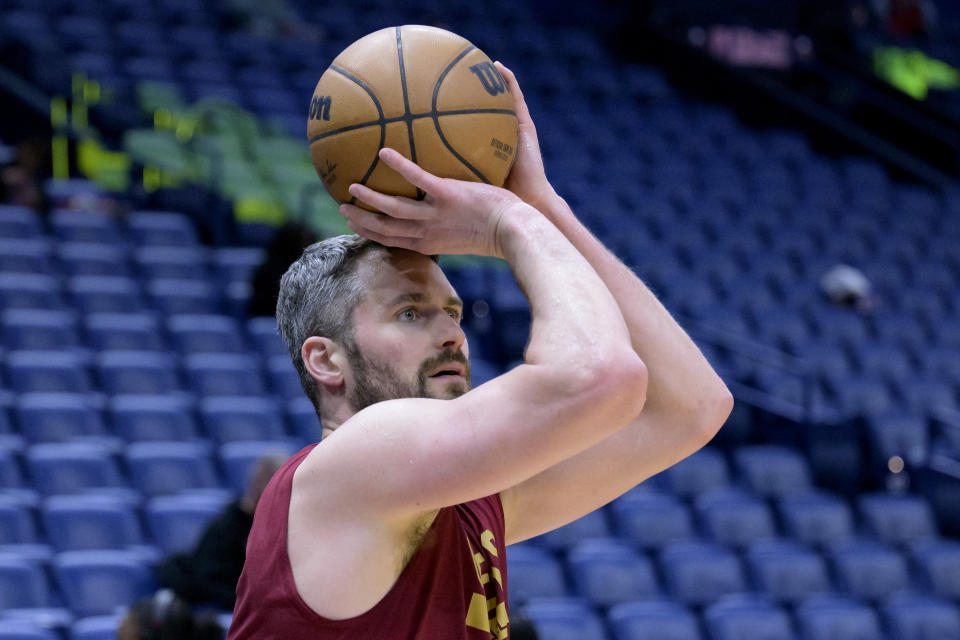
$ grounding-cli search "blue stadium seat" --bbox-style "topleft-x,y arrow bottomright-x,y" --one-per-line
567,538 -> 659,607
147,278 -> 219,316
168,314 -> 245,354
219,440 -> 294,496
0,495 -> 38,545
0,553 -> 52,610
15,393 -> 106,443
660,447 -> 730,498
912,540 -> 960,600
660,541 -> 747,606
609,490 -> 695,551
2,311 -> 79,354
49,210 -> 122,245
95,351 -> 180,395
84,312 -> 165,352
212,247 -> 265,286
704,595 -> 794,640
0,239 -> 52,275
108,395 -> 198,442
26,442 -> 124,496
523,597 -> 607,640
695,488 -> 777,549
0,205 -> 43,239
858,493 -> 938,547
778,491 -> 854,549
746,539 -> 831,604
865,412 -> 929,472
124,56 -> 177,82
184,353 -> 266,397
831,540 -> 910,602
734,445 -> 813,498
145,492 -> 230,554
41,494 -> 144,551
505,544 -> 567,607
200,396 -> 286,444
0,446 -> 24,490
795,595 -> 884,640
68,616 -> 121,640
6,351 -> 92,394
57,243 -> 131,278
531,509 -> 611,552
67,276 -> 145,314
133,246 -> 208,281
53,549 -> 155,617
899,376 -> 959,414
0,274 -> 62,311
126,441 -> 219,497
287,397 -> 322,444
266,355 -> 304,400
608,599 -> 702,640
247,317 -> 288,359
882,592 -> 960,640
127,211 -> 198,247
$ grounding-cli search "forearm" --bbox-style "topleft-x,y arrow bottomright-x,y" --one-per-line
498,202 -> 634,368
538,195 -> 731,426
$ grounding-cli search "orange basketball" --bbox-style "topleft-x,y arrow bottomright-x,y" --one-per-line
307,25 -> 518,206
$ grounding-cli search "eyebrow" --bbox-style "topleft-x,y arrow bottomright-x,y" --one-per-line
387,292 -> 463,308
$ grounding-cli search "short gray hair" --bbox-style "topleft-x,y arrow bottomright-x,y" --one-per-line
276,234 -> 387,414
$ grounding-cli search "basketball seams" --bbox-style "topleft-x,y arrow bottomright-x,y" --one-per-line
395,26 -> 423,200
325,65 -> 386,203
430,45 -> 492,184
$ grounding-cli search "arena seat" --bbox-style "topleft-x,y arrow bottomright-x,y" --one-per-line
108,394 -> 198,442
523,597 -> 607,640
67,276 -> 145,315
15,393 -> 106,443
881,591 -> 960,640
95,351 -> 180,395
531,509 -> 611,552
125,441 -> 219,497
659,447 -> 730,498
703,595 -> 794,640
41,494 -> 145,552
0,240 -> 52,275
53,549 -> 155,617
49,210 -> 122,246
858,493 -> 939,548
0,553 -> 53,610
145,492 -> 230,555
0,274 -> 62,312
184,353 -> 266,397
0,205 -> 43,239
746,539 -> 831,605
695,488 -> 778,549
200,396 -> 286,445
505,544 -> 567,607
68,615 -> 121,640
911,539 -> 960,600
57,243 -> 131,279
26,442 -> 124,496
133,246 -> 208,281
609,489 -> 695,551
84,312 -> 165,352
795,595 -> 884,640
0,495 -> 38,545
1,310 -> 80,351
608,599 -> 702,640
831,539 -> 911,602
567,538 -> 660,607
660,541 -> 747,607
168,314 -> 245,355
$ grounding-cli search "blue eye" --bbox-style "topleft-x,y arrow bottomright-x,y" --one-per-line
398,308 -> 418,321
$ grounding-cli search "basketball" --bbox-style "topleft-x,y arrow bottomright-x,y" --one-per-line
307,25 -> 518,205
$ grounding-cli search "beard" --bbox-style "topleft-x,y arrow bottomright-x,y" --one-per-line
344,341 -> 471,412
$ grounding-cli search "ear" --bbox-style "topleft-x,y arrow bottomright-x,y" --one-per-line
301,336 -> 347,388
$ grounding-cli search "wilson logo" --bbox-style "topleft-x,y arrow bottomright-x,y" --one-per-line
309,95 -> 332,121
469,62 -> 507,96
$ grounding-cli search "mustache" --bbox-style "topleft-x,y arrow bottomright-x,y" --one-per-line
418,348 -> 470,377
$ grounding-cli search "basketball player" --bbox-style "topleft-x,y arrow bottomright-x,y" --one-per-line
228,64 -> 732,639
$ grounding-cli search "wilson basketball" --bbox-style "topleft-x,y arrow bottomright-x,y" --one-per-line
307,25 -> 518,205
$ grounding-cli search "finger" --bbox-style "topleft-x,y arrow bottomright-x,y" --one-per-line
345,219 -> 425,254
340,203 -> 424,239
494,62 -> 532,124
348,183 -> 430,220
377,148 -> 445,195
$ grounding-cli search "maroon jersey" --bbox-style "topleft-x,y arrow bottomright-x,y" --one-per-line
228,444 -> 511,639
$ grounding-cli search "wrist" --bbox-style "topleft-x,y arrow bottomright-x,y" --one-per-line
494,201 -> 543,261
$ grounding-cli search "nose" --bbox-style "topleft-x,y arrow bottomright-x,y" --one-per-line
436,313 -> 466,352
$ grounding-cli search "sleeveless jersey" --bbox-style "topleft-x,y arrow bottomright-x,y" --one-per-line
228,444 -> 511,640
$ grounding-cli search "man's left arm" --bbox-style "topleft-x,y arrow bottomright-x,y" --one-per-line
494,63 -> 733,545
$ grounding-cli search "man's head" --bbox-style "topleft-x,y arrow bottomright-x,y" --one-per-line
276,235 -> 470,423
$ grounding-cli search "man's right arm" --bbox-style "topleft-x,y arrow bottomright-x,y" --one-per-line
304,149 -> 647,519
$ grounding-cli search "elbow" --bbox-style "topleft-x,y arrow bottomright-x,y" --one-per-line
580,349 -> 649,420
696,381 -> 734,444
